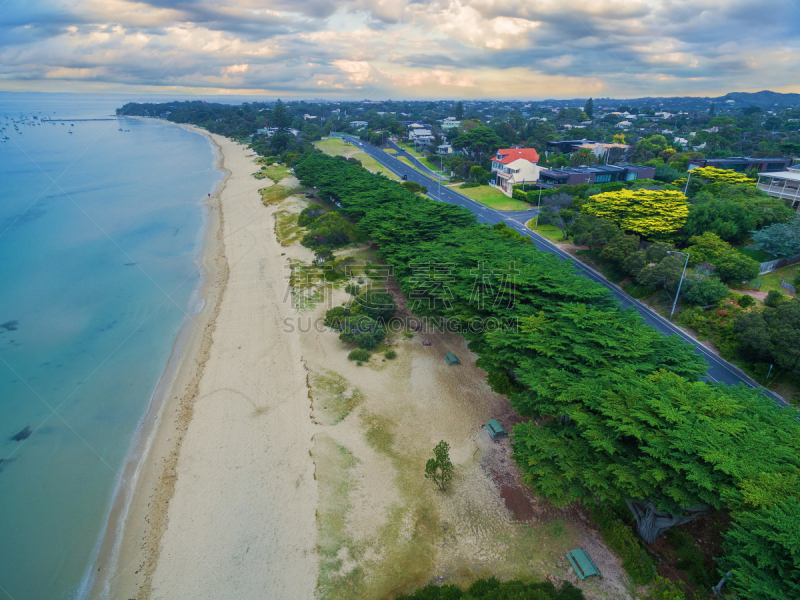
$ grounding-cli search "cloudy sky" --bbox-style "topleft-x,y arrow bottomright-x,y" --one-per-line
1,0 -> 799,99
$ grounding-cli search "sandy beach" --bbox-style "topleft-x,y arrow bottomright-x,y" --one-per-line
91,128 -> 318,600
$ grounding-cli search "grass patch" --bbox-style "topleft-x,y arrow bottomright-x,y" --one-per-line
383,148 -> 398,155
274,210 -> 304,245
311,370 -> 364,426
260,182 -> 304,205
254,164 -> 291,183
733,244 -> 775,262
525,220 -> 566,243
457,185 -> 530,211
756,263 -> 799,295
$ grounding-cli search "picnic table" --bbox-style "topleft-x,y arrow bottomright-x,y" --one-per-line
566,548 -> 601,580
485,419 -> 507,441
444,353 -> 460,365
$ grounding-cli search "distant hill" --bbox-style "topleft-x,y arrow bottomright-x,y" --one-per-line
548,91 -> 800,111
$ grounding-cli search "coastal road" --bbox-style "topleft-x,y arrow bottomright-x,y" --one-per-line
333,134 -> 788,407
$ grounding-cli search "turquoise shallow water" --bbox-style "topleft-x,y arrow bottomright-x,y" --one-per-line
0,93 -> 223,600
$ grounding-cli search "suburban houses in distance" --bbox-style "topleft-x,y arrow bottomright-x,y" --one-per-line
490,148 -> 541,197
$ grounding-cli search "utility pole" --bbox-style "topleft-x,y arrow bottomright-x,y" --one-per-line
535,188 -> 543,228
684,171 -> 692,195
667,251 -> 690,319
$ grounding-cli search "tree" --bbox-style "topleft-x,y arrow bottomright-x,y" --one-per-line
538,193 -> 574,240
686,231 -> 735,264
636,254 -> 684,290
451,126 -> 503,160
690,166 -> 755,186
455,101 -> 464,120
469,165 -> 490,184
570,214 -> 621,249
633,135 -> 670,162
600,233 -> 640,266
271,99 -> 292,129
584,98 -> 594,119
719,500 -> 800,600
425,440 -> 454,491
570,148 -> 596,166
716,251 -> 760,284
583,189 -> 690,238
683,276 -> 729,306
752,216 -> 800,257
612,133 -> 626,144
511,369 -> 800,543
734,298 -> 800,372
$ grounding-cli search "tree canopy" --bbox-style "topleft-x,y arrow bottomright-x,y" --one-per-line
583,189 -> 690,237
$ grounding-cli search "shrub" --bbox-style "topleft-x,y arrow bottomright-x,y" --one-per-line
384,349 -> 396,359
737,294 -> 756,308
323,306 -> 347,328
587,503 -> 655,585
459,181 -> 480,188
395,578 -> 585,600
682,277 -> 729,306
338,316 -> 385,350
764,290 -> 786,307
347,348 -> 371,363
297,204 -> 326,227
650,575 -> 685,600
402,181 -> 428,194
301,212 -> 361,249
345,283 -> 360,295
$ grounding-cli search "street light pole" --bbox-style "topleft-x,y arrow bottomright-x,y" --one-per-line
683,171 -> 692,195
667,250 -> 690,319
535,188 -> 543,228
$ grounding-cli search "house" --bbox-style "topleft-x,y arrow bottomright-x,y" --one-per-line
576,143 -> 630,163
547,139 -> 598,154
437,142 -> 453,155
687,157 -> 792,173
537,164 -> 656,188
441,117 -> 461,130
409,128 -> 435,146
616,120 -> 632,128
349,120 -> 368,130
490,148 -> 541,197
756,171 -> 800,212
673,137 -> 690,149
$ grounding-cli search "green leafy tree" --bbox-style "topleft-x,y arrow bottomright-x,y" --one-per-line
584,98 -> 594,119
511,369 -> 800,543
583,189 -> 689,238
687,232 -> 760,283
719,500 -> 800,600
600,233 -> 640,266
425,440 -> 454,491
469,165 -> 490,184
633,135 -> 670,162
570,214 -> 621,249
455,101 -> 464,120
716,251 -> 760,284
734,298 -> 800,372
636,254 -> 684,290
570,148 -> 597,166
752,216 -> 800,257
271,99 -> 292,129
451,126 -> 503,160
683,276 -> 729,306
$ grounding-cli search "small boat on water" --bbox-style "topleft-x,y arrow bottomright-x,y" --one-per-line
68,131 -> 73,134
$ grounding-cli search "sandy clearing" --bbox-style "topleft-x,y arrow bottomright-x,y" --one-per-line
144,137 -> 318,600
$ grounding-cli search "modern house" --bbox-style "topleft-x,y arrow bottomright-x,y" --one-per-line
490,148 -> 541,197
440,117 -> 461,130
756,170 -> 800,212
437,142 -> 453,155
537,164 -> 655,188
409,128 -> 435,147
687,157 -> 792,173
349,120 -> 368,130
546,139 -> 598,154
576,143 -> 630,162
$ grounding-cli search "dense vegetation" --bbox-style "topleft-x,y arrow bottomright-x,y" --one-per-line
396,577 -> 584,600
294,150 -> 800,596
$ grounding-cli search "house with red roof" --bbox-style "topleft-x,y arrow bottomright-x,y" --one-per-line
490,148 -> 541,197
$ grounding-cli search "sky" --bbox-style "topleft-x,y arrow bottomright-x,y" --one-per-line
1,0 -> 799,100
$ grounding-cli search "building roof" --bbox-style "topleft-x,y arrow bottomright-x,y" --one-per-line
494,148 -> 540,164
541,164 -> 650,178
759,171 -> 800,182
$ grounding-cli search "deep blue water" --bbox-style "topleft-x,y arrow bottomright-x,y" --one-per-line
0,93 -> 223,600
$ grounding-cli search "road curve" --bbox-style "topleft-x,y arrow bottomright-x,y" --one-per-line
332,134 -> 788,407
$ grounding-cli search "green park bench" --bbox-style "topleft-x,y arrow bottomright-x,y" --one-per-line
485,419 -> 507,441
444,353 -> 460,365
566,548 -> 601,580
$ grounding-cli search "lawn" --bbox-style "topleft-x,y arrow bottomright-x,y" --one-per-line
456,185 -> 530,211
756,263 -> 799,295
524,220 -> 567,243
733,244 -> 775,262
382,148 -> 397,155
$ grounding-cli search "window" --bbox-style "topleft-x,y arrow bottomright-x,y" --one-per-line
595,174 -> 612,183
626,172 -> 638,181
767,163 -> 785,172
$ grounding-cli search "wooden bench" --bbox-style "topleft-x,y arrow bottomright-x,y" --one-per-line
566,548 -> 601,580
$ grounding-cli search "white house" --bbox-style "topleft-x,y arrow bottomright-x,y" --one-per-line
349,120 -> 368,129
437,142 -> 453,155
490,148 -> 541,197
616,120 -> 632,128
441,117 -> 461,130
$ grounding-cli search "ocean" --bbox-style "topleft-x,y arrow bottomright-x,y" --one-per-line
0,93 -> 224,600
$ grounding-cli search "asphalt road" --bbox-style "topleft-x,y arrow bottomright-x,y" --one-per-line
334,134 -> 787,406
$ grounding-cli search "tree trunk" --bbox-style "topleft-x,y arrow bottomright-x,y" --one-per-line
626,500 -> 707,544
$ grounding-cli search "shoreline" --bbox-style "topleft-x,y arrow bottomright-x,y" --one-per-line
89,121 -> 230,600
